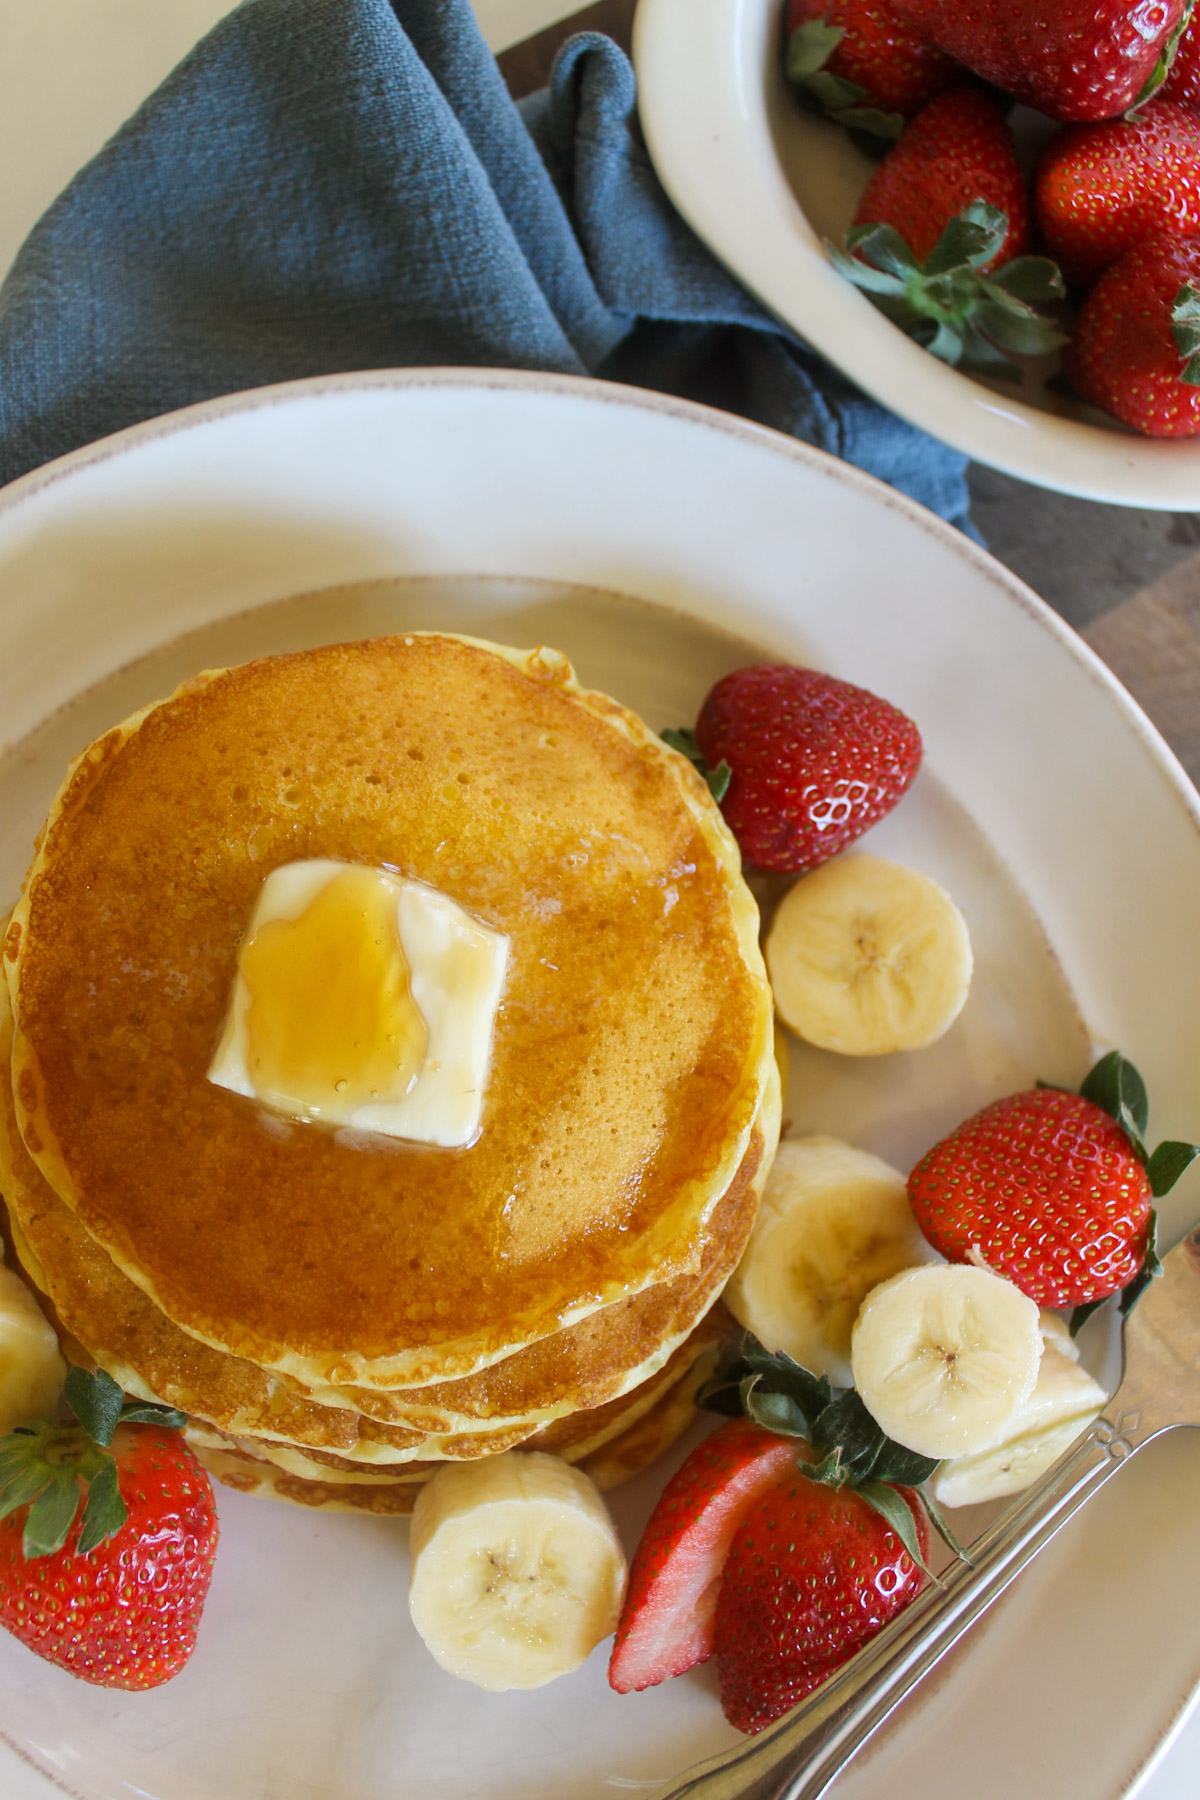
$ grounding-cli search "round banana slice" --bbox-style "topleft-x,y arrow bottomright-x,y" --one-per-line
929,1344 -> 1106,1508
851,1263 -> 1041,1459
766,853 -> 972,1056
408,1450 -> 627,1690
724,1136 -> 939,1385
0,1259 -> 65,1435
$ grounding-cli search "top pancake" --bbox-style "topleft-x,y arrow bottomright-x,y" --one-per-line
4,634 -> 772,1389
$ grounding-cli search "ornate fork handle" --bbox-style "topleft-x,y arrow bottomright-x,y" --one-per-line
646,1413 -> 1148,1800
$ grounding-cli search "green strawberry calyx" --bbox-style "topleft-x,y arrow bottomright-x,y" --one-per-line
660,727 -> 731,803
828,201 -> 1067,378
0,1366 -> 186,1560
1173,284 -> 1200,386
1062,1049 -> 1200,1336
696,1333 -> 970,1575
785,19 -> 905,140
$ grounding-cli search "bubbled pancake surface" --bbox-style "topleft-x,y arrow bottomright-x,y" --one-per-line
1,979 -> 769,1457
4,634 -> 772,1390
320,1065 -> 777,1432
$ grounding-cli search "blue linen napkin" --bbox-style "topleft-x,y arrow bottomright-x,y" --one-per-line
0,0 -> 972,531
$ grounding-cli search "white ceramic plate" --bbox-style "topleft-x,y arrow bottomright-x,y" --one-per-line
1,370 -> 1200,1800
633,0 -> 1200,507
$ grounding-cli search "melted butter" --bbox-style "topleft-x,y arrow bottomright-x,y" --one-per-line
239,865 -> 428,1116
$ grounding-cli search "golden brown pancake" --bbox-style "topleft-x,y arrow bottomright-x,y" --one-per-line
1,962 -> 771,1461
189,1307 -> 728,1482
190,1334 -> 719,1514
5,635 -> 772,1389
317,1075 -> 776,1433
0,981 -> 534,1461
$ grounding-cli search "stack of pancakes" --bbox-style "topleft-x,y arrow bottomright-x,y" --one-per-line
0,634 -> 776,1513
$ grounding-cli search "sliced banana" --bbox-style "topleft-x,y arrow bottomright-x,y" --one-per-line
766,853 -> 972,1056
851,1263 -> 1042,1459
408,1449 -> 627,1690
930,1344 -> 1106,1508
0,1259 -> 65,1435
724,1136 -> 939,1386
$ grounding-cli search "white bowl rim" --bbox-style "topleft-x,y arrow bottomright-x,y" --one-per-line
632,0 -> 1200,508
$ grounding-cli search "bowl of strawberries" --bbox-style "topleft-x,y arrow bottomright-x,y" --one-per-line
633,0 -> 1200,504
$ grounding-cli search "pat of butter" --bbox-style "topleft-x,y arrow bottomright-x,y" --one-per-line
208,860 -> 509,1147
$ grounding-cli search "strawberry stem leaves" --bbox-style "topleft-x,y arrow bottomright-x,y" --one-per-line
785,20 -> 905,139
829,201 -> 1067,376
697,1335 -> 963,1569
1172,284 -> 1200,385
1145,1140 -> 1200,1195
1080,1049 -> 1148,1156
77,1458 -> 126,1556
660,727 -> 731,802
1078,1050 -> 1199,1194
64,1365 -> 125,1446
0,1369 -> 188,1559
1065,1053 -> 1197,1335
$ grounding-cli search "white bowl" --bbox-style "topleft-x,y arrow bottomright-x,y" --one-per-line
633,0 -> 1200,507
1,371 -> 1200,1800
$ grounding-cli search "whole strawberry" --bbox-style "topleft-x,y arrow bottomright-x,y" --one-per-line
833,91 -> 1065,373
1066,236 -> 1200,436
0,1368 -> 217,1689
1035,99 -> 1200,288
691,666 -> 922,873
784,0 -> 959,138
908,1051 -> 1199,1311
854,85 -> 1030,267
608,1417 -> 797,1693
715,1472 -> 928,1733
611,1341 -> 962,1728
888,0 -> 1194,122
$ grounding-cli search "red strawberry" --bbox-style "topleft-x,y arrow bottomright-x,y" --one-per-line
888,0 -> 1194,122
784,0 -> 959,136
608,1417 -> 797,1693
1065,235 -> 1200,436
691,666 -> 922,873
853,85 -> 1030,268
1035,99 -> 1200,288
715,1471 -> 928,1734
907,1052 -> 1198,1309
0,1370 -> 218,1689
834,90 -> 1065,374
1163,5 -> 1200,107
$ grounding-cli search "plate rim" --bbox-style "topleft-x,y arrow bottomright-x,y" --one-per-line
2,364 -> 1196,840
0,363 -> 1198,1800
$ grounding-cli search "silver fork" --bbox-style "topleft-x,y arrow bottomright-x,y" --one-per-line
646,1224 -> 1200,1800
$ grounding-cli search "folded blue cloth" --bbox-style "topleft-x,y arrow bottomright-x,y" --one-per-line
0,0 -> 972,530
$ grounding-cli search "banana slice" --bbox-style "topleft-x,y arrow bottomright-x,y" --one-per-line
851,1263 -> 1041,1458
765,853 -> 972,1056
930,1343 -> 1106,1508
408,1450 -> 627,1690
0,1259 -> 65,1435
724,1136 -> 939,1385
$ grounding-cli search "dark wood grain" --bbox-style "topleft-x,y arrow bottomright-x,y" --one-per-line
497,0 -> 636,96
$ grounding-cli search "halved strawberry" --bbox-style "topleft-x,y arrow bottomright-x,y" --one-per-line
607,1417 -> 796,1692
